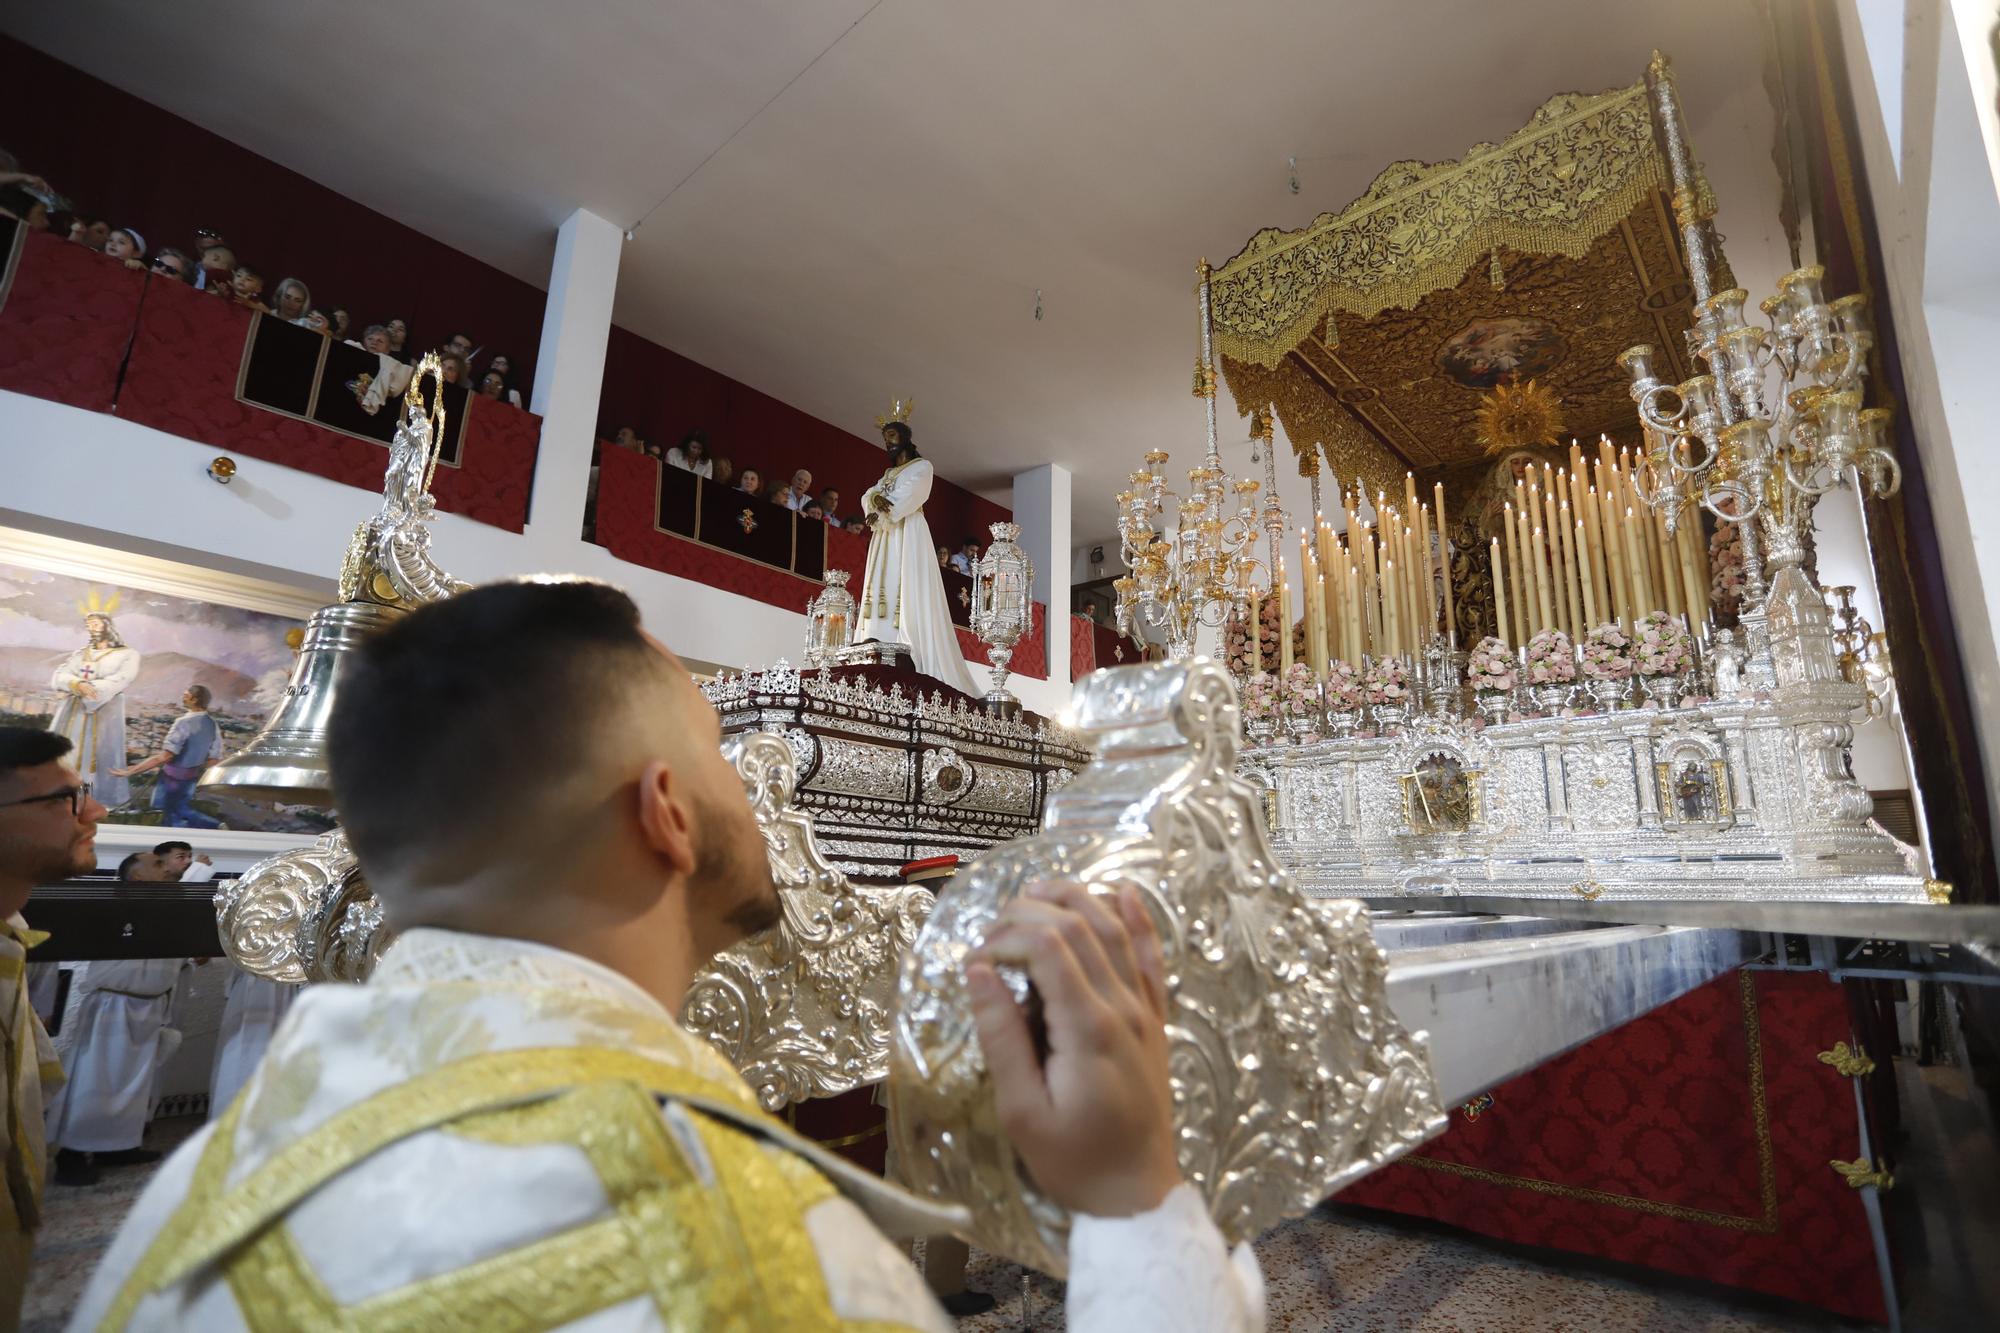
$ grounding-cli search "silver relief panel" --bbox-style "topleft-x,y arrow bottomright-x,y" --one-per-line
888,658 -> 1444,1276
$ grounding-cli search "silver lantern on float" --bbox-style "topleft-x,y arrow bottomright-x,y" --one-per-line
970,522 -> 1033,714
802,569 -> 856,669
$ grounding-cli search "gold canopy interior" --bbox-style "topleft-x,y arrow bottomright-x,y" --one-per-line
1212,70 -> 1718,483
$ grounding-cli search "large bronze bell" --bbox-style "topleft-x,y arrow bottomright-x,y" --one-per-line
198,601 -> 405,804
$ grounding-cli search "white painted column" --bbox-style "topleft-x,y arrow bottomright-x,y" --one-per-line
525,208 -> 624,542
1012,464 -> 1072,688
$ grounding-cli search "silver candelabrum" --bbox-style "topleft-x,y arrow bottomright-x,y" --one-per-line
1619,58 -> 1899,695
970,521 -> 1034,713
1114,260 -> 1278,659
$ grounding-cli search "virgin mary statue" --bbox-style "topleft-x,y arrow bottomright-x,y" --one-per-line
854,413 -> 982,697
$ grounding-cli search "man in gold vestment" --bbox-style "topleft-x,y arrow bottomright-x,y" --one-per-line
73,581 -> 1262,1331
2,728 -> 105,1327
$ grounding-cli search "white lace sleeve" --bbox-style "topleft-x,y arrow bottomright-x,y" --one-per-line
1065,1183 -> 1265,1333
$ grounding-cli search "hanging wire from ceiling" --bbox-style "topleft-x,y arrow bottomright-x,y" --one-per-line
624,0 -> 883,236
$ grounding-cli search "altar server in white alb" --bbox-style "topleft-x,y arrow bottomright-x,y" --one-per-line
855,404 -> 983,696
48,604 -> 143,810
44,851 -> 186,1187
72,580 -> 1262,1333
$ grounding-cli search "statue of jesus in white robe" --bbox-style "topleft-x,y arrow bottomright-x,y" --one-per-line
855,430 -> 983,697
48,613 -> 142,809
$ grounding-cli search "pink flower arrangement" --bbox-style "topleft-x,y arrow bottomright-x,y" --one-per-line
1466,636 -> 1516,693
1223,597 -> 1285,677
1242,670 -> 1278,722
1634,611 -> 1692,676
1525,629 -> 1576,685
1710,519 -> 1746,617
1362,656 -> 1410,705
1324,658 -> 1363,711
1580,622 -> 1634,681
1282,662 -> 1321,715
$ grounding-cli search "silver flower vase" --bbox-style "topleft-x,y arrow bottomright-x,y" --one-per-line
1642,673 -> 1686,710
1531,683 -> 1571,717
1475,690 -> 1510,726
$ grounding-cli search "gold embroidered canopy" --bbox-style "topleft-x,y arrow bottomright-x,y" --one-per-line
1210,61 -> 1717,480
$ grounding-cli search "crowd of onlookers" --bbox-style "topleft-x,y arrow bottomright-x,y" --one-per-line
0,149 -> 1004,564
0,149 -> 525,408
588,426 -> 990,565
603,425 -> 864,529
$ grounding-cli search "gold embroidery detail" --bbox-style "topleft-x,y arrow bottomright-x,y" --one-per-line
1830,1156 -> 1895,1191
1210,78 -> 1669,367
105,1051 -> 855,1332
149,1048 -> 772,1291
1817,1041 -> 1876,1078
1924,877 -> 1953,904
1569,878 -> 1606,901
693,1112 -> 840,1329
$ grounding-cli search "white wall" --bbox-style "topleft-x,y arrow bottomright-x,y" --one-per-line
1838,0 -> 2000,842
0,390 -> 1071,718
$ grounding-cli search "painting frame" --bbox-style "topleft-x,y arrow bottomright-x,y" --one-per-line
0,524 -> 331,869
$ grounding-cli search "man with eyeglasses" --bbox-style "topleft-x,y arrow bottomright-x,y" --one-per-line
0,726 -> 106,1324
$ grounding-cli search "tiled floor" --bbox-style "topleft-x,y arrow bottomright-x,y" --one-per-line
942,1206 -> 1843,1332
24,1116 -> 203,1333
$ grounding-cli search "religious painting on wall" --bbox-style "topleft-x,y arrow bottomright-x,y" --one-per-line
0,542 -> 334,835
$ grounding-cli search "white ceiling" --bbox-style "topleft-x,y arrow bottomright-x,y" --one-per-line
6,1 -> 1777,547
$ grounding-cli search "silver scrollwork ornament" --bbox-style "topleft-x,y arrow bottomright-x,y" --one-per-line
681,732 -> 936,1110
887,658 -> 1445,1275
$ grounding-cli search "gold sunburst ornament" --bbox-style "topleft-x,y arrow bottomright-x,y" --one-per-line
1475,379 -> 1566,454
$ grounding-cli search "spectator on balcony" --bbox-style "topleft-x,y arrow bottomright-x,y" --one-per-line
784,469 -> 814,511
229,265 -> 268,311
102,228 -> 146,270
666,431 -> 713,478
385,317 -> 410,360
950,537 -> 980,576
304,307 -> 333,335
476,369 -> 507,401
329,307 -> 352,341
66,216 -> 109,250
193,237 -> 234,291
437,350 -> 470,386
643,439 -> 665,462
802,502 -> 826,521
734,467 -> 765,499
937,545 -> 951,568
816,488 -> 844,528
148,249 -> 195,284
444,332 -> 475,363
359,324 -> 392,355
272,277 -> 312,325
612,426 -> 645,453
482,353 -> 525,408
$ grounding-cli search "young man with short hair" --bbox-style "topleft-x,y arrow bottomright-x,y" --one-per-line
818,487 -> 844,527
950,536 -> 980,576
75,580 -> 1261,1330
0,727 -> 105,1320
